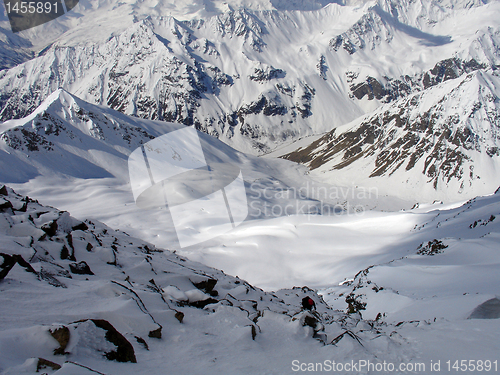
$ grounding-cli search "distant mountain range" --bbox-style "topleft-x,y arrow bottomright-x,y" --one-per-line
0,0 -> 499,201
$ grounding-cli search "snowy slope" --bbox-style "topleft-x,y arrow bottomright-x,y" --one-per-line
0,185 -> 400,374
284,69 -> 500,202
0,89 -> 156,182
322,190 -> 500,323
2,178 -> 500,373
0,0 -> 499,154
0,27 -> 33,70
0,1 -> 499,371
0,88 -> 498,315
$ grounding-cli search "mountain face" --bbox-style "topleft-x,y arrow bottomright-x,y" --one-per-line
0,28 -> 34,71
0,0 -> 499,155
322,188 -> 500,324
284,70 -> 500,201
0,89 -> 157,182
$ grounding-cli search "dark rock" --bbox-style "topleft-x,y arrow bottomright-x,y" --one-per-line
350,76 -> 386,100
189,298 -> 218,309
41,221 -> 58,237
238,96 -> 267,116
60,245 -> 71,260
0,185 -> 8,196
148,327 -> 162,339
0,253 -> 37,280
350,58 -> 488,103
416,239 -> 448,256
0,253 -> 16,280
69,261 -> 94,275
91,319 -> 137,363
72,222 -> 89,231
0,199 -> 13,213
303,315 -> 319,328
192,278 -> 218,297
175,311 -> 184,323
60,234 -> 76,261
249,67 -> 285,82
15,202 -> 28,212
37,358 -> 61,372
135,336 -> 149,350
50,326 -> 70,355
296,103 -> 312,119
317,55 -> 328,80
329,35 -> 343,51
346,293 -> 366,315
302,312 -> 325,341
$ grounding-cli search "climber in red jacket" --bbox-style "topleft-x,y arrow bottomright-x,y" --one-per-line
302,296 -> 316,311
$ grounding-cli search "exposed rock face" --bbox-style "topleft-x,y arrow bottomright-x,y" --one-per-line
416,239 -> 448,256
329,7 -> 393,55
347,58 -> 489,103
89,319 -> 137,363
36,358 -> 61,372
249,64 -> 286,82
50,326 -> 70,355
284,70 -> 500,196
0,90 -> 155,155
0,253 -> 37,280
69,261 -> 94,275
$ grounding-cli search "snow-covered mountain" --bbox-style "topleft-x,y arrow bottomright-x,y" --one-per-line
0,0 -> 499,154
283,69 -> 500,202
1,1 -> 500,372
0,89 -> 156,182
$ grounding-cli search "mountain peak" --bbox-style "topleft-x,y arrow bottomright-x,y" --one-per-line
0,90 -> 156,182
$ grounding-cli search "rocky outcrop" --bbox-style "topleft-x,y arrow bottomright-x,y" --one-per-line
248,64 -> 286,82
0,253 -> 37,280
69,261 -> 94,275
348,58 -> 489,103
89,319 -> 137,363
329,7 -> 393,55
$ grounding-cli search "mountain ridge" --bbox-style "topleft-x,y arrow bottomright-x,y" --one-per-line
283,69 -> 500,201
0,0 -> 498,155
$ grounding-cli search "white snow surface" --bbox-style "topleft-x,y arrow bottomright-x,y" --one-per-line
0,0 -> 499,372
